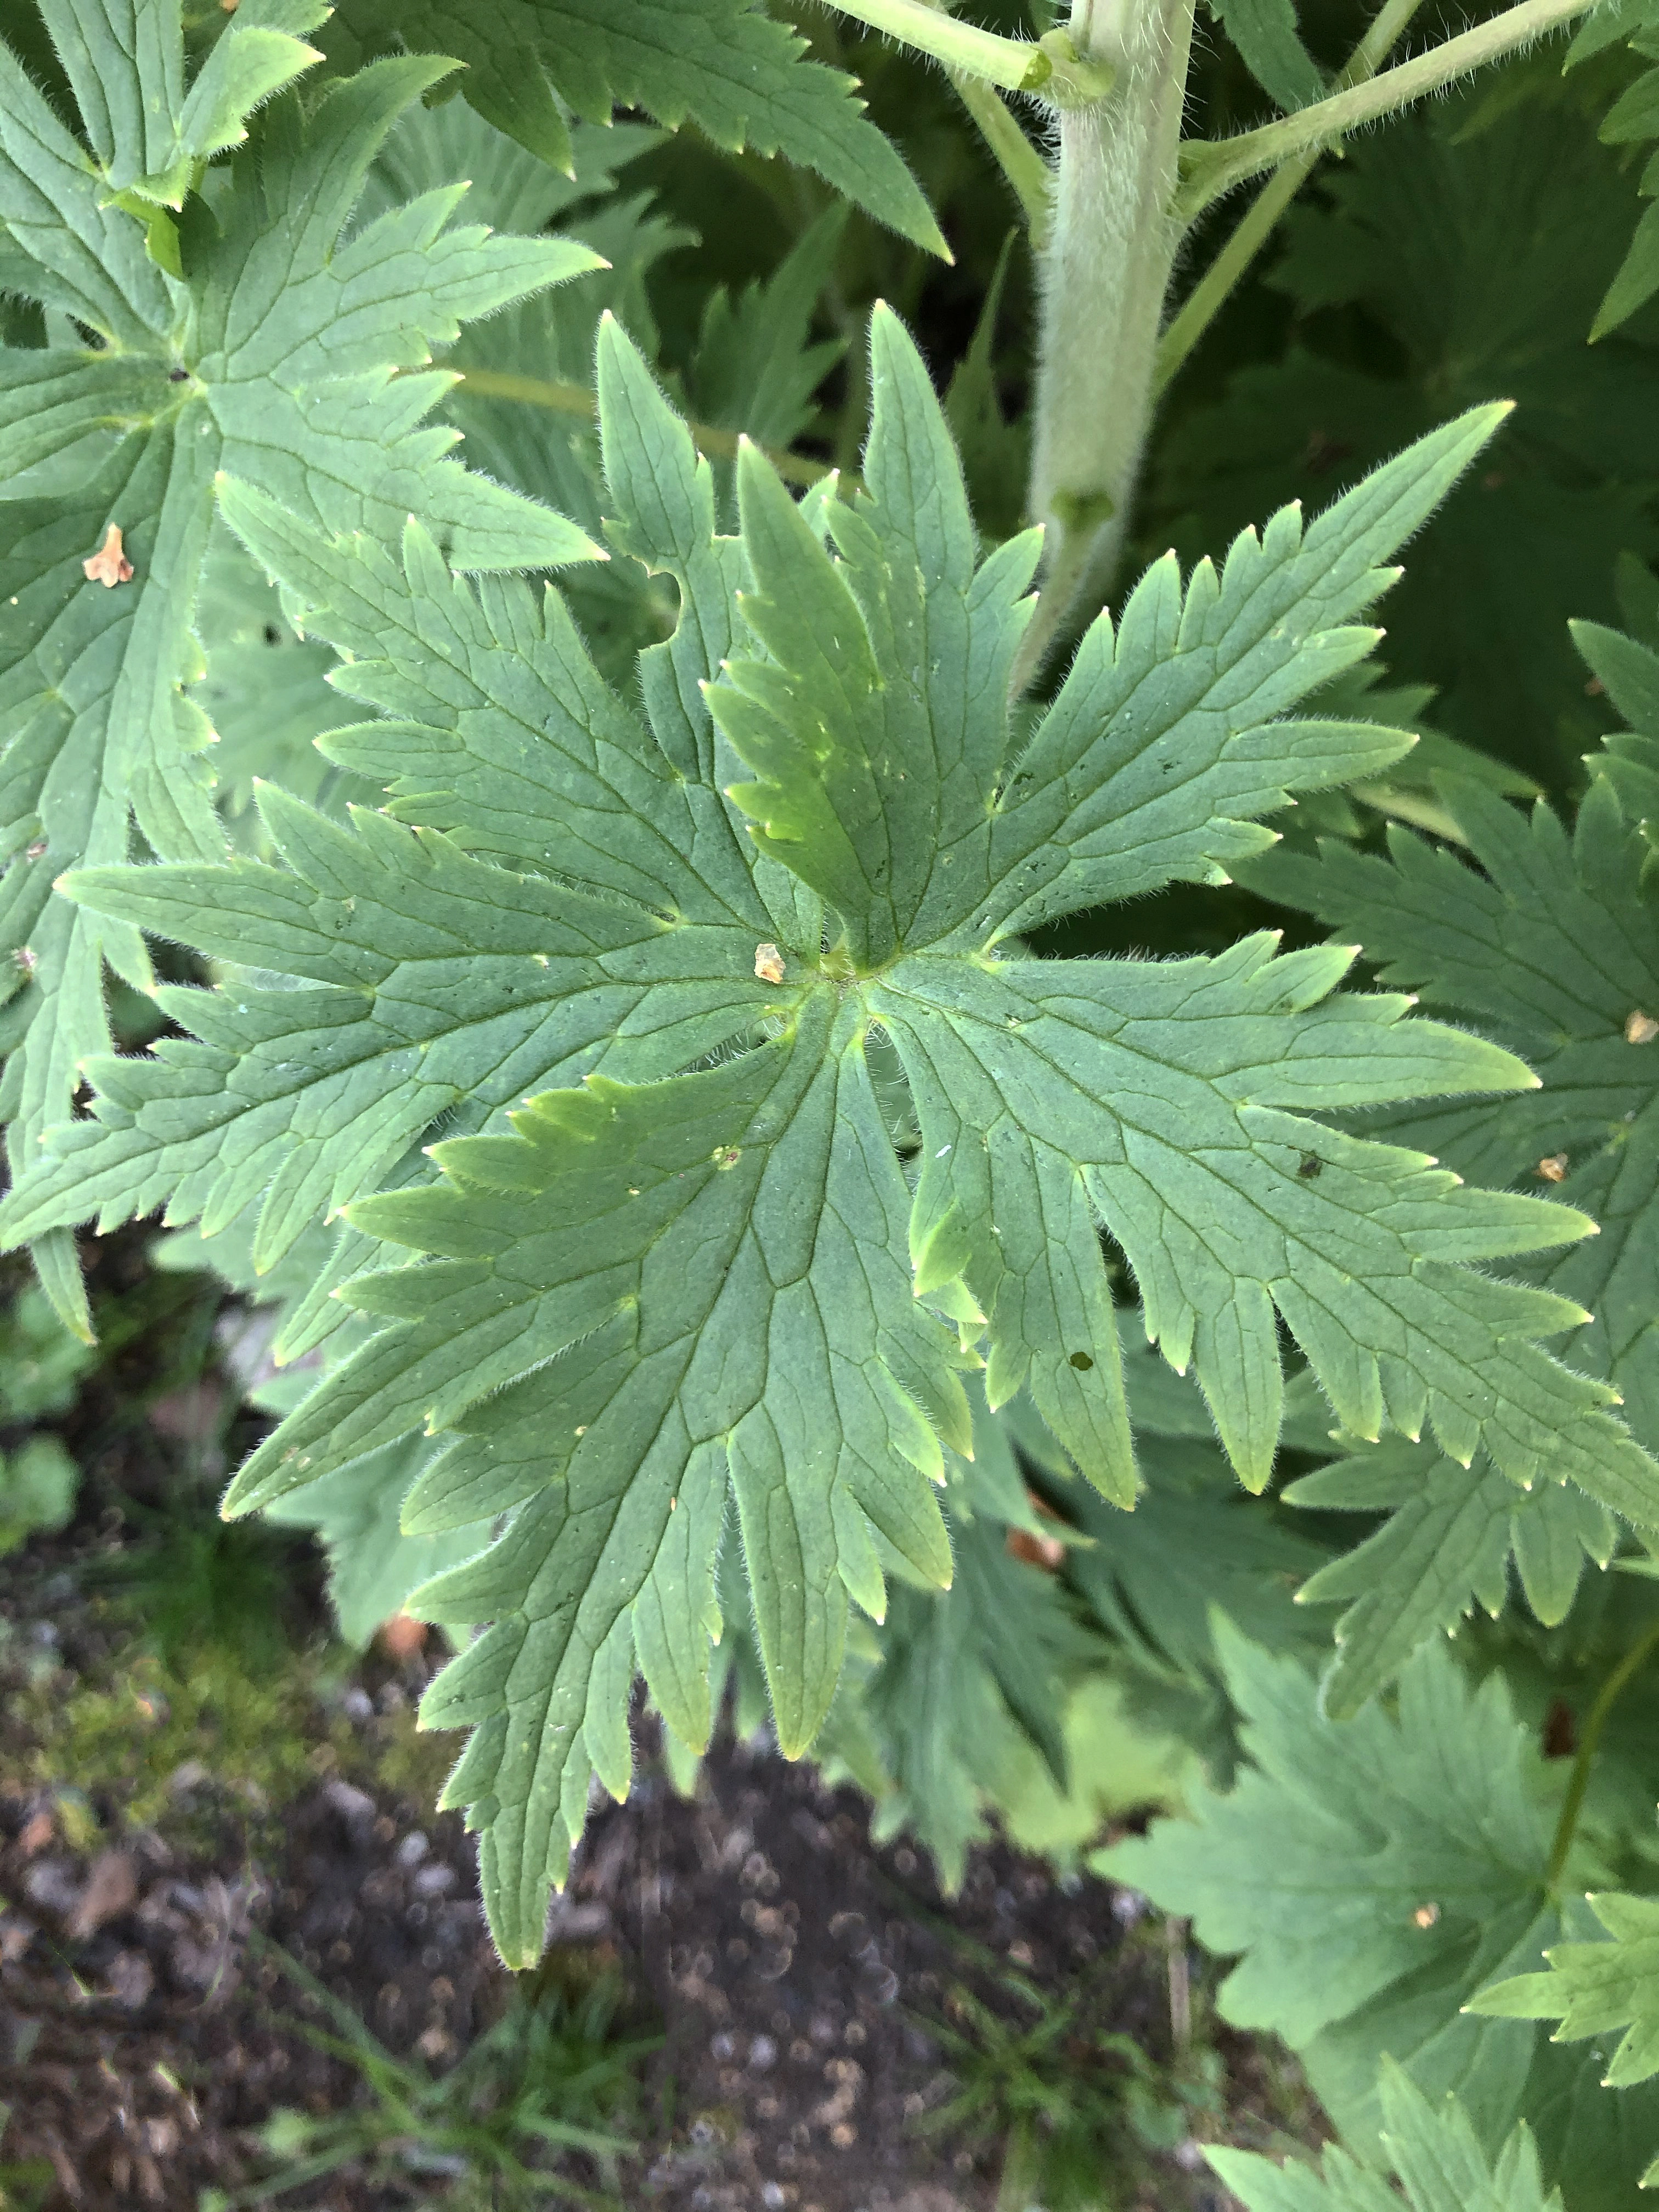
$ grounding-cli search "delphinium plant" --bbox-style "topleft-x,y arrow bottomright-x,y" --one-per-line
3,2 -> 1659,2200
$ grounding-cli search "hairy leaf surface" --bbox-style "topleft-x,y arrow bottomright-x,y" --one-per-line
12,309 -> 1655,1961
1472,1893 -> 1659,2092
1105,1626 -> 1568,2154
322,0 -> 944,253
0,5 -> 597,1324
1209,2059 -> 1562,2212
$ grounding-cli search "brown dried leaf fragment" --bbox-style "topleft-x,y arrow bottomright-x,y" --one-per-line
1626,1009 -> 1659,1045
1536,1153 -> 1568,1183
67,1849 -> 137,1939
754,941 -> 786,984
82,524 -> 134,587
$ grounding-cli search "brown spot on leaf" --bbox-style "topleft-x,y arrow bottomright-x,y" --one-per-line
83,523 -> 134,588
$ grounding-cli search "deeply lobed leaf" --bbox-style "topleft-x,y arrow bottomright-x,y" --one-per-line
10,306 -> 1656,1963
0,4 -> 598,1326
321,0 -> 945,254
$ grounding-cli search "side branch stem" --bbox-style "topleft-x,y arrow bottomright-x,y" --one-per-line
1154,0 -> 1426,392
817,0 -> 1042,89
451,369 -> 834,490
1015,0 -> 1196,698
1176,0 -> 1598,217
1545,1617 -> 1659,1895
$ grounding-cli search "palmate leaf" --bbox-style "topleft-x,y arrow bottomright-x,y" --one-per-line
1576,616 -> 1659,853
1466,1898 -> 1659,2206
1470,1893 -> 1659,2194
321,0 -> 945,255
1286,1441 -> 1617,1722
1147,72 -> 1659,789
0,2 -> 598,1328
1563,0 -> 1659,337
10,308 -> 1659,1965
1259,760 -> 1659,1706
837,1397 -> 1104,1892
1208,2059 -> 1562,2212
1105,1627 -> 1565,2155
1472,1893 -> 1659,2100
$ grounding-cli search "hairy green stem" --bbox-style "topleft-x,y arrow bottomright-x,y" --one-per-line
450,368 -> 834,489
1014,0 -> 1195,696
819,0 -> 1044,88
1545,1617 -> 1659,1895
1154,0 -> 1427,392
1177,0 -> 1598,217
820,0 -> 1118,103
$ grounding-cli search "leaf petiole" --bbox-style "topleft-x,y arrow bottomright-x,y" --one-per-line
817,0 -> 1046,89
818,0 -> 1115,104
1154,0 -> 1429,391
449,368 -> 838,490
1545,1616 -> 1659,1896
1175,0 -> 1600,217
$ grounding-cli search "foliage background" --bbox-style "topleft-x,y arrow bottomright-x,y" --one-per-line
6,1 -> 1659,2205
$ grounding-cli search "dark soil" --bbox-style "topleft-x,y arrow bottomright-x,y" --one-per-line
0,1238 -> 1314,2210
0,1671 -> 1307,2212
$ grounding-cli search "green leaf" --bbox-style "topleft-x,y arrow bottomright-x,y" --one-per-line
50,0 -> 328,209
1574,618 -> 1659,854
1060,1424 -> 1333,1683
1563,0 -> 1659,336
0,12 -> 602,1321
689,204 -> 848,455
192,524 -> 377,848
1470,1893 -> 1659,2090
322,0 -> 947,255
264,1440 -> 493,1649
1206,0 -> 1324,115
850,1460 -> 1099,1892
1147,71 -> 1659,787
1208,2059 -> 1562,2212
0,1432 -> 77,1554
1256,769 -> 1659,1472
1287,1442 -> 1617,1719
1103,1626 -> 1551,2050
233,1005 -> 968,1966
0,776 -> 772,1272
18,308 -> 1657,1965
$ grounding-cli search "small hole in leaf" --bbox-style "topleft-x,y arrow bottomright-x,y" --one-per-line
1069,1351 -> 1093,1370
1297,1153 -> 1322,1178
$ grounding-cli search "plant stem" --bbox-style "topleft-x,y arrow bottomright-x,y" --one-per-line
820,0 -> 1119,103
1014,0 -> 1195,697
819,0 -> 1045,89
1545,1617 -> 1659,1895
1155,157 -> 1310,395
1154,0 -> 1427,392
450,368 -> 835,490
1176,0 -> 1598,217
